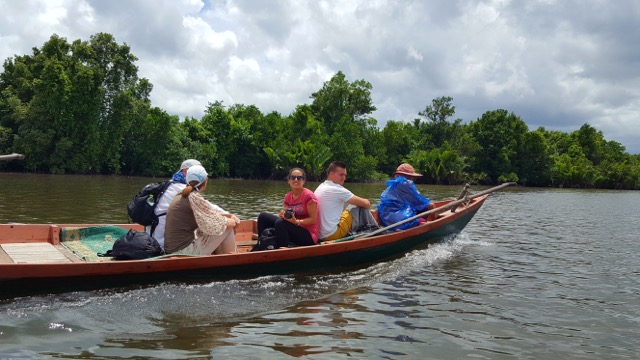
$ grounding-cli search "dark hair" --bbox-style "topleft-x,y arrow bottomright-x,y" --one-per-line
181,180 -> 203,197
288,167 -> 306,178
326,161 -> 346,175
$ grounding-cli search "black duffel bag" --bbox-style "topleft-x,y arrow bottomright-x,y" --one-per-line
251,228 -> 278,252
99,229 -> 164,260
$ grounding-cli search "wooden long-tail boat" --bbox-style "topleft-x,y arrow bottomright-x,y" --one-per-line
0,153 -> 25,161
0,183 -> 513,297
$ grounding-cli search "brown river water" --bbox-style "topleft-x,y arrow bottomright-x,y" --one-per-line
0,173 -> 639,359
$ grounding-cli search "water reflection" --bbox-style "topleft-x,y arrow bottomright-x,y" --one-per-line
0,240 -> 468,357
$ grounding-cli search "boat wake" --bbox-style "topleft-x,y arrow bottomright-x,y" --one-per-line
0,231 -> 492,333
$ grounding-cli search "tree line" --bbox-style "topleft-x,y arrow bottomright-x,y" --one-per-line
1,33 -> 639,189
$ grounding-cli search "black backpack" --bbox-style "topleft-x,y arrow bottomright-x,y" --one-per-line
127,180 -> 174,232
99,230 -> 164,260
251,228 -> 278,251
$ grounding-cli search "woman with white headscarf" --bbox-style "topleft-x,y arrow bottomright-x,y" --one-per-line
164,165 -> 239,255
146,158 -> 201,248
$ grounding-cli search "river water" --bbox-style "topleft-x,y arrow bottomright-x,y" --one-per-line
0,173 -> 638,359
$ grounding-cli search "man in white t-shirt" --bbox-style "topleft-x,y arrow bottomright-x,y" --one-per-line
314,161 -> 371,241
146,159 -> 228,248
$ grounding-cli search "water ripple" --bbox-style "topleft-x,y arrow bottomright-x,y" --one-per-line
2,178 -> 640,358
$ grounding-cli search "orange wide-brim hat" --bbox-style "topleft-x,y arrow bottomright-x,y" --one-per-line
394,163 -> 422,177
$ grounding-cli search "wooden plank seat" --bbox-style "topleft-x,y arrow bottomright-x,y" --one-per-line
0,243 -> 76,264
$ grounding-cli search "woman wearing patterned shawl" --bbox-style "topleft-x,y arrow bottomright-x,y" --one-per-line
164,165 -> 239,255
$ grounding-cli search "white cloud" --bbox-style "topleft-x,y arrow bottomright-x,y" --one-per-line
0,0 -> 638,153
228,56 -> 261,81
182,16 -> 237,51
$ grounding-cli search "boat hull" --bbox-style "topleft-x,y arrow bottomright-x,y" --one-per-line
0,195 -> 486,297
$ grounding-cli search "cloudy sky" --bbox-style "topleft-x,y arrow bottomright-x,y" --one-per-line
1,0 -> 639,153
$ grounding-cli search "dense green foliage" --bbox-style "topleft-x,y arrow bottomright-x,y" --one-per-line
1,34 -> 638,189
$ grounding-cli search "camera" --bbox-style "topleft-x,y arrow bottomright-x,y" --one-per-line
284,208 -> 295,219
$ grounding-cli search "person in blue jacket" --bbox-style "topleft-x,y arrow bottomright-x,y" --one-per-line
377,163 -> 435,230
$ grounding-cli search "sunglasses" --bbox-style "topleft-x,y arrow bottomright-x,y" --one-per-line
288,175 -> 305,181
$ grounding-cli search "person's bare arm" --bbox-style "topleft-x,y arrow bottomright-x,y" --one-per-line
304,201 -> 318,224
347,195 -> 371,209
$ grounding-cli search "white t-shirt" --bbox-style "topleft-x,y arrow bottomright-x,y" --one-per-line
146,182 -> 185,248
314,180 -> 354,239
146,182 -> 228,248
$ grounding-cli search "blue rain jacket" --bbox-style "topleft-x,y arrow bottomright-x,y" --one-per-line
377,176 -> 431,230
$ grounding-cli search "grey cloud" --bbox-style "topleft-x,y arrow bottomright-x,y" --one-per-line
87,0 -> 189,57
0,0 -> 638,153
